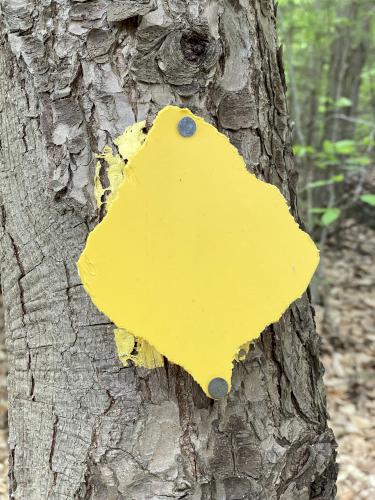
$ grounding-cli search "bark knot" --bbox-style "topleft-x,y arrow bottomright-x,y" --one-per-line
180,31 -> 210,63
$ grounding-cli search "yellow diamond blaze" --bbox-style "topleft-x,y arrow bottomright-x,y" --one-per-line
78,105 -> 319,397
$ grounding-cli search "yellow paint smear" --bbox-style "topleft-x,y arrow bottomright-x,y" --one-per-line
114,328 -> 164,369
94,121 -> 163,369
79,106 -> 319,397
95,121 -> 147,210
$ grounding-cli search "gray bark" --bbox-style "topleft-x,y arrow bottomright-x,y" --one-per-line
0,1 -> 337,499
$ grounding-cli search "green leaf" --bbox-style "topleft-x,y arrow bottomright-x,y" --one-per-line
305,174 -> 344,190
346,156 -> 370,167
310,208 -> 327,214
335,97 -> 352,108
293,144 -> 315,157
361,137 -> 375,147
319,96 -> 332,104
322,140 -> 335,155
321,208 -> 341,226
360,194 -> 375,207
334,140 -> 355,155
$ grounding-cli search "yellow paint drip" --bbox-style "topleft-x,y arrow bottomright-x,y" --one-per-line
79,106 -> 319,397
114,120 -> 146,163
94,121 -> 147,210
114,328 -> 164,369
234,342 -> 251,362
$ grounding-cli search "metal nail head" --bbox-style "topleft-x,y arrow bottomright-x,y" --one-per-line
208,377 -> 228,399
178,116 -> 196,137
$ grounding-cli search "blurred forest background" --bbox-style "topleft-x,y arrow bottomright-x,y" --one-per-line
0,0 -> 374,498
279,0 -> 375,235
278,0 -> 375,498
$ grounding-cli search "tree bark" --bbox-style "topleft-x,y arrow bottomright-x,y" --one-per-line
0,1 -> 337,498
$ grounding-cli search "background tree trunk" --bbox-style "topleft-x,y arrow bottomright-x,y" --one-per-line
323,0 -> 371,144
0,1 -> 337,498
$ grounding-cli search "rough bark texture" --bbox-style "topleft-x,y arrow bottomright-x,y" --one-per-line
0,1 -> 337,498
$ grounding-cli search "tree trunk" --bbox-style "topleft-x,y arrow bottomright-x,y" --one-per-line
323,0 -> 371,143
0,1 -> 337,498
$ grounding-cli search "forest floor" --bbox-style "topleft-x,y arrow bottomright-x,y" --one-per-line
316,220 -> 375,499
0,221 -> 373,499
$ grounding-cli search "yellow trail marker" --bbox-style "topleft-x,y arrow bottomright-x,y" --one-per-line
78,106 -> 319,398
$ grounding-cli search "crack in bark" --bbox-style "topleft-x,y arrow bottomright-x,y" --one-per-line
174,366 -> 199,481
8,234 -> 26,321
48,415 -> 59,494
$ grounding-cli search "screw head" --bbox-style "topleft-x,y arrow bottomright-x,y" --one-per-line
208,377 -> 228,399
178,116 -> 196,137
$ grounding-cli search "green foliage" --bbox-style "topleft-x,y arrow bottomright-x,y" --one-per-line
293,144 -> 315,157
305,175 -> 344,190
278,0 -> 375,232
335,97 -> 352,108
311,207 -> 341,226
360,194 -> 375,207
321,208 -> 341,226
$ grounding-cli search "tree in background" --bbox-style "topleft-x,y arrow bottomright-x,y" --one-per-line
0,1 -> 337,498
279,0 -> 375,235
